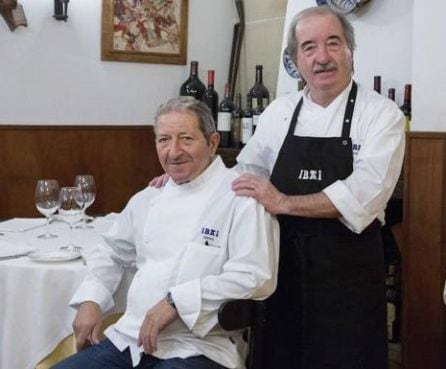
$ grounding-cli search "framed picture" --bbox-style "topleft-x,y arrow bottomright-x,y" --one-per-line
101,0 -> 188,65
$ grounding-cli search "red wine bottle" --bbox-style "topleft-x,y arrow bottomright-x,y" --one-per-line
373,75 -> 382,94
202,70 -> 219,123
231,93 -> 242,148
247,65 -> 270,109
179,60 -> 205,100
400,84 -> 412,131
388,88 -> 395,101
217,83 -> 234,148
241,98 -> 253,146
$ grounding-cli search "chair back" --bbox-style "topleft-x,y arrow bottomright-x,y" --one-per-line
218,299 -> 266,369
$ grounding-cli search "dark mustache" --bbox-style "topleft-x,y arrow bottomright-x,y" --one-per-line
313,63 -> 337,73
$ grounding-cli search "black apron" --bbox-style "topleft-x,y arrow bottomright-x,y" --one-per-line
264,82 -> 388,369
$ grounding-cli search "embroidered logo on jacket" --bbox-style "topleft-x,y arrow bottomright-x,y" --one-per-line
201,227 -> 219,238
297,169 -> 322,181
201,227 -> 221,248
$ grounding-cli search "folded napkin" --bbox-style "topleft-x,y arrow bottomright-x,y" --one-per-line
0,239 -> 35,259
0,218 -> 47,232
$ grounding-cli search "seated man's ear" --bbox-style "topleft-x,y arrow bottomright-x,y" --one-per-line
209,132 -> 220,154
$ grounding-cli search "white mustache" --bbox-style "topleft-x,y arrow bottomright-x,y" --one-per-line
313,63 -> 337,73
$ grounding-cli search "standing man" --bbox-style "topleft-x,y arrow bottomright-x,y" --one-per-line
232,6 -> 405,369
52,97 -> 279,369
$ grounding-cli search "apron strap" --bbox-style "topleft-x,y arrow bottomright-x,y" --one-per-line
286,97 -> 303,136
341,81 -> 358,138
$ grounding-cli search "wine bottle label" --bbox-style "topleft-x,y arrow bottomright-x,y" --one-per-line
217,112 -> 231,131
387,302 -> 396,340
241,118 -> 253,144
231,118 -> 241,148
251,97 -> 269,109
253,115 -> 260,127
404,116 -> 410,132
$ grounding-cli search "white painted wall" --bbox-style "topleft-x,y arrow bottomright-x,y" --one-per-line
0,0 -> 234,125
411,0 -> 446,132
277,0 -> 413,109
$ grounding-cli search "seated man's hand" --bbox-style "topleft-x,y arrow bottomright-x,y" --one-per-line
148,173 -> 170,188
72,301 -> 103,352
137,298 -> 178,354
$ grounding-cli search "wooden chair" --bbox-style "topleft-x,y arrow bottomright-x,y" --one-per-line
218,300 -> 266,369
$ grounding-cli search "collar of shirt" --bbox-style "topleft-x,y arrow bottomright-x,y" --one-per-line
165,155 -> 223,193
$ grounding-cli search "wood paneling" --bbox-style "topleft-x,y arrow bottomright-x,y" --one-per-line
402,132 -> 446,369
0,125 -> 163,219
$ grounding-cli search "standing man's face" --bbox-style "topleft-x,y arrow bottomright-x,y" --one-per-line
155,110 -> 219,184
295,13 -> 353,104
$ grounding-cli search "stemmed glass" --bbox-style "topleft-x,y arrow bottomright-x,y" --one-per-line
74,174 -> 96,229
58,187 -> 84,251
35,179 -> 60,239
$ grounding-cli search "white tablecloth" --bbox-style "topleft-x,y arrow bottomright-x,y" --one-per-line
0,217 -> 130,369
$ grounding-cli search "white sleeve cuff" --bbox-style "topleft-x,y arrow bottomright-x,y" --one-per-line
323,180 -> 376,234
69,278 -> 115,313
169,280 -> 201,332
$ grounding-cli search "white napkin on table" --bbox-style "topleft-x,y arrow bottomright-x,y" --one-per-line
0,239 -> 35,259
0,218 -> 47,232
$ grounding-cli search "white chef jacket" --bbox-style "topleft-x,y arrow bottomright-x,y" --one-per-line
237,80 -> 406,233
70,156 -> 279,368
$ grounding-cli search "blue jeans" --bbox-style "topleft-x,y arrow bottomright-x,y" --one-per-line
51,339 -> 228,369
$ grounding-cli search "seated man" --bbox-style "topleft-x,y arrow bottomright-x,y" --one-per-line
52,97 -> 279,369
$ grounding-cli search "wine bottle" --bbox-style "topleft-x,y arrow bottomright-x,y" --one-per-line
241,98 -> 253,146
252,96 -> 264,133
247,65 -> 270,109
217,83 -> 234,148
373,75 -> 382,94
202,70 -> 219,123
386,264 -> 401,342
388,88 -> 395,102
400,84 -> 412,132
231,93 -> 242,148
179,60 -> 206,100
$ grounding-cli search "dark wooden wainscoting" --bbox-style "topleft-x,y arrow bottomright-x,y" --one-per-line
0,125 -> 163,219
402,132 -> 446,369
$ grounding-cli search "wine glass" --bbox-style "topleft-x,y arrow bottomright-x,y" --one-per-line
58,187 -> 84,251
74,174 -> 96,229
35,179 -> 60,239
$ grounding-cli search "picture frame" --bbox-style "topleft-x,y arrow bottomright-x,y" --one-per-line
101,0 -> 188,65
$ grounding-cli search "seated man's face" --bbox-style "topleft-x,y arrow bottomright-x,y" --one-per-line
155,110 -> 219,184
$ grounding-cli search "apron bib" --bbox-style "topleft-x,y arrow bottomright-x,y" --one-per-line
264,82 -> 388,369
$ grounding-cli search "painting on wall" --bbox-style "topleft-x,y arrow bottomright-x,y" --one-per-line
101,0 -> 188,65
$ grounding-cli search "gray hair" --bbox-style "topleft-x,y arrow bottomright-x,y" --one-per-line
154,96 -> 216,143
287,6 -> 356,67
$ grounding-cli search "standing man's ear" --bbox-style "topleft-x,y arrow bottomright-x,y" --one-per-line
209,132 -> 220,154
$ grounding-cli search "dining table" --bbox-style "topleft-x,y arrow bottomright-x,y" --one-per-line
0,216 -> 132,369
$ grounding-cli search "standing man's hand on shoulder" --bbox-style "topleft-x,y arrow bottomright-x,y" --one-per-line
72,301 -> 103,352
137,298 -> 178,354
232,173 -> 287,215
148,173 -> 170,188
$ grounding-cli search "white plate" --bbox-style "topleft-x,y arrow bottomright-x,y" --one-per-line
27,250 -> 82,262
